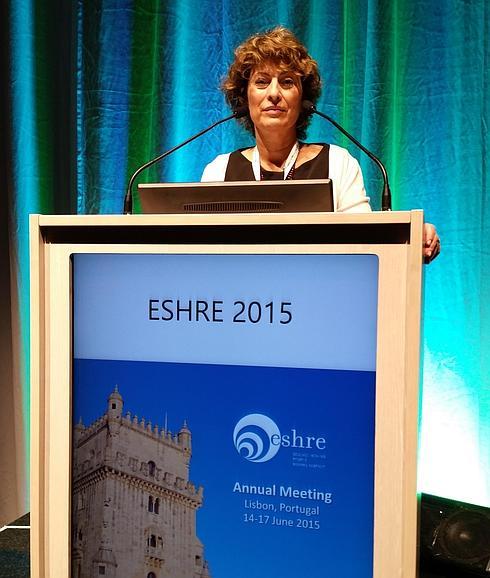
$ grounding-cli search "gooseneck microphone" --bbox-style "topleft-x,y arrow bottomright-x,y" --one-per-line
123,106 -> 249,214
302,100 -> 392,211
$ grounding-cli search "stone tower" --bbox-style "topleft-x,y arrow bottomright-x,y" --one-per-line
72,386 -> 212,578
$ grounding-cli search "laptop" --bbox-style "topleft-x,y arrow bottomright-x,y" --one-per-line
138,179 -> 333,214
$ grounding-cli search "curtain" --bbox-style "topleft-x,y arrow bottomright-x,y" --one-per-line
2,0 -> 489,524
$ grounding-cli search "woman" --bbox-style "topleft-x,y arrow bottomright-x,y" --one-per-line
202,26 -> 440,260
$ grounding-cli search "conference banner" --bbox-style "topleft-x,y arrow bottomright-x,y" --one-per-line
71,252 -> 379,578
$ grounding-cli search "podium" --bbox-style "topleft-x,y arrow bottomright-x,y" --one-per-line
30,210 -> 424,578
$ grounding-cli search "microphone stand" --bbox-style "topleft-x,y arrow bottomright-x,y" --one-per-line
303,101 -> 392,211
123,107 -> 248,214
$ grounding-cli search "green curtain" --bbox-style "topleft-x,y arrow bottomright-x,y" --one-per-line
2,0 -> 489,521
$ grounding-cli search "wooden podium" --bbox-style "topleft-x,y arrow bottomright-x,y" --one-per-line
30,210 -> 424,578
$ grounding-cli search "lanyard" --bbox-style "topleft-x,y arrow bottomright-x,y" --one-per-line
251,141 -> 300,180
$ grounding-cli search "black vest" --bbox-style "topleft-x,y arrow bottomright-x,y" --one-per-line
224,144 -> 330,181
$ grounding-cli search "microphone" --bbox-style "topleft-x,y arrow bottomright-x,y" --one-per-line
123,106 -> 249,214
302,100 -> 392,211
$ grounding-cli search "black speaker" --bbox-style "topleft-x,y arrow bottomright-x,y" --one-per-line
420,493 -> 490,576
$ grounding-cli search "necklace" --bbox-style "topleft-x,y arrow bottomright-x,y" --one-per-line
252,141 -> 301,181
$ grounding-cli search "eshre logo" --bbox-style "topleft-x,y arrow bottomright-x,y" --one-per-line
233,413 -> 326,463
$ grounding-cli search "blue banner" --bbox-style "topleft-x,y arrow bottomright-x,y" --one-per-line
72,253 -> 378,578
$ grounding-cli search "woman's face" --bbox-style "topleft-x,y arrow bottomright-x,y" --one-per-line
246,63 -> 302,135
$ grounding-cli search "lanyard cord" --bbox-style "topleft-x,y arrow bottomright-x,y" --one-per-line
251,141 -> 300,180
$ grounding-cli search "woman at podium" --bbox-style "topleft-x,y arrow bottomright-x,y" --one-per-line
201,26 -> 440,261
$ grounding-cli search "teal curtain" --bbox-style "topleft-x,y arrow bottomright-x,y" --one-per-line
3,0 -> 489,516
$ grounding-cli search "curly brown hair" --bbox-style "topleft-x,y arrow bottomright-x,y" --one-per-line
222,27 -> 322,140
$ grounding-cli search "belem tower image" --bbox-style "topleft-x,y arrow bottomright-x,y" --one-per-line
72,386 -> 212,578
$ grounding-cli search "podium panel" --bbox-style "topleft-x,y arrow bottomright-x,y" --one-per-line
30,211 -> 424,578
